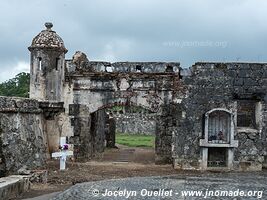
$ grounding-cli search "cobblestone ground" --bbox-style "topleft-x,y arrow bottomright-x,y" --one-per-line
51,172 -> 267,200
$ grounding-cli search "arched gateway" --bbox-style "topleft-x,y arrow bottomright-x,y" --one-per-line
66,61 -> 182,163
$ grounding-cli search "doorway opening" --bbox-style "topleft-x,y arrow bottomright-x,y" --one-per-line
92,105 -> 157,164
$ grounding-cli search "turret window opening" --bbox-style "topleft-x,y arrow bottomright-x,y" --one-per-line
56,58 -> 60,71
136,65 -> 142,72
38,57 -> 42,71
165,65 -> 174,72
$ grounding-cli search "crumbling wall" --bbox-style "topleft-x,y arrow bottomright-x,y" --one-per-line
68,105 -> 106,160
66,61 -> 180,73
114,113 -> 156,135
0,97 -> 47,176
235,128 -> 264,171
91,109 -> 106,154
65,60 -> 183,164
106,116 -> 116,148
173,63 -> 267,170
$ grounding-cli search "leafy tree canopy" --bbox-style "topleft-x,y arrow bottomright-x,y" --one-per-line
0,72 -> 30,98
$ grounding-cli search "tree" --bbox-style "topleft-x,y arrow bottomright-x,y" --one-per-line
0,72 -> 30,98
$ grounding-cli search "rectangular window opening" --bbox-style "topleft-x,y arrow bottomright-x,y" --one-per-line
237,100 -> 257,128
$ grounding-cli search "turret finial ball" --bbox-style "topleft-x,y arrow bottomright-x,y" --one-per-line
45,22 -> 53,30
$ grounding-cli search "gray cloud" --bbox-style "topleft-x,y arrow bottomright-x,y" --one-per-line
0,0 -> 267,82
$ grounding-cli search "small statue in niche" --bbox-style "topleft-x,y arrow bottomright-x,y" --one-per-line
218,131 -> 224,140
209,135 -> 217,141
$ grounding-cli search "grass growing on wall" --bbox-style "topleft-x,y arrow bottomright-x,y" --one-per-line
116,133 -> 155,148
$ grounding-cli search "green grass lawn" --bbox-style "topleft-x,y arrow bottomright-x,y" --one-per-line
116,134 -> 155,148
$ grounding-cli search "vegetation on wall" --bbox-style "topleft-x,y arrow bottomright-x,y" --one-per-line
0,72 -> 30,98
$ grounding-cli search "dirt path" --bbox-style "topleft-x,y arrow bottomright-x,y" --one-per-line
19,161 -> 186,199
18,146 -> 182,199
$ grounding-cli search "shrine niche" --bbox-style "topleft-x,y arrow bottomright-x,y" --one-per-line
199,108 -> 238,170
208,110 -> 231,144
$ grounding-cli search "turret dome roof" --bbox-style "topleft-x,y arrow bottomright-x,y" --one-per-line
29,22 -> 67,52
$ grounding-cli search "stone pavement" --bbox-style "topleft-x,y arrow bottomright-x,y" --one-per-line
23,192 -> 60,200
51,172 -> 267,200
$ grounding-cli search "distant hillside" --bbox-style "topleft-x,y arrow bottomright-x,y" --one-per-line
0,72 -> 30,98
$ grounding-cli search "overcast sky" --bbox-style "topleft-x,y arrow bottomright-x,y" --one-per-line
0,0 -> 267,82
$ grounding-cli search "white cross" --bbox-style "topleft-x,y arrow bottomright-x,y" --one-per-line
52,137 -> 73,170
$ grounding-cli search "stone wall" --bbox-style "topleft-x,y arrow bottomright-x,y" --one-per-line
114,113 -> 156,135
91,109 -> 106,154
0,97 -> 47,176
173,62 -> 267,170
234,127 -> 264,171
38,101 -> 65,154
69,105 -> 106,160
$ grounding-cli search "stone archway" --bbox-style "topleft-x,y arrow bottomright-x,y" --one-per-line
69,99 -> 172,164
67,62 -> 182,164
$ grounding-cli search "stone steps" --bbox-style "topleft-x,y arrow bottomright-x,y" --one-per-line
101,148 -> 135,163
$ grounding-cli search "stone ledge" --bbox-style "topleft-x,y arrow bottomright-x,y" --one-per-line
237,127 -> 259,134
0,96 -> 42,113
199,139 -> 238,148
238,161 -> 262,171
0,175 -> 30,200
0,108 -> 42,113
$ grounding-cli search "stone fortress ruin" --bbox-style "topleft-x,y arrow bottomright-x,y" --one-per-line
0,22 -> 267,176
